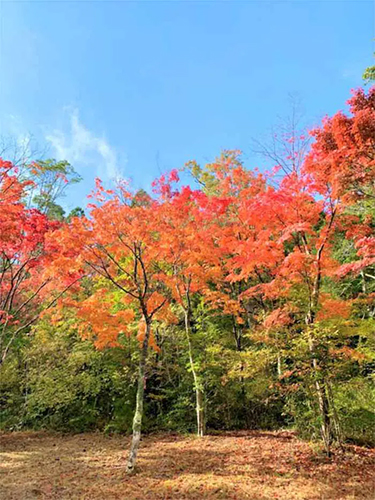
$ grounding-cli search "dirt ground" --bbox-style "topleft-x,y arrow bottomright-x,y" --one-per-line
0,430 -> 374,499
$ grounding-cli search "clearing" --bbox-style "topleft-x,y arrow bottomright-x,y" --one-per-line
0,431 -> 374,499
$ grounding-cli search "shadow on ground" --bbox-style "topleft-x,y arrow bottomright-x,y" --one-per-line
1,431 -> 374,499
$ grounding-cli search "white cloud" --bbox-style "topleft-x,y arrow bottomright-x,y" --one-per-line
46,109 -> 123,181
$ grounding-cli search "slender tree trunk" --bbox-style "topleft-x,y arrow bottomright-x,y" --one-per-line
233,320 -> 249,428
360,270 -> 367,294
277,351 -> 282,378
327,382 -> 343,449
305,262 -> 334,455
307,323 -> 333,455
126,319 -> 151,473
184,310 -> 205,437
314,374 -> 332,455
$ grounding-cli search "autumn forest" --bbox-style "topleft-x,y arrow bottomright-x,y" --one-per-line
0,86 -> 374,499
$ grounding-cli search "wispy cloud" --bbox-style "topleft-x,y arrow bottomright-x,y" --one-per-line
46,109 -> 123,181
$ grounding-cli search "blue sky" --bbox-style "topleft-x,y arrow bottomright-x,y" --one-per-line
0,0 -> 373,211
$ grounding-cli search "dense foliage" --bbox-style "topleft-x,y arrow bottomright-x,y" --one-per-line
1,88 -> 374,469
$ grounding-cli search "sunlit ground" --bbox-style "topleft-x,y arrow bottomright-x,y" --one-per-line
0,431 -> 374,499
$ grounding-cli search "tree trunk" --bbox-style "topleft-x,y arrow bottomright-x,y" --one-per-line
306,265 -> 334,455
184,310 -> 205,437
232,319 -> 249,427
307,330 -> 333,455
196,386 -> 205,437
277,351 -> 282,378
126,319 -> 151,473
315,377 -> 332,455
327,382 -> 343,449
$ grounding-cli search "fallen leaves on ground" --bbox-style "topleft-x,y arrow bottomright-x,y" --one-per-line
0,430 -> 374,499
